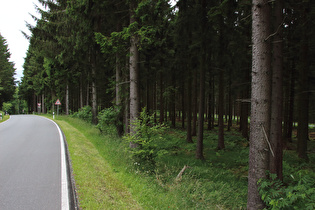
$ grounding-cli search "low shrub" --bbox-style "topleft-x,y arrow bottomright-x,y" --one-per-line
72,105 -> 92,123
2,102 -> 13,114
97,106 -> 121,135
258,171 -> 315,209
124,108 -> 168,172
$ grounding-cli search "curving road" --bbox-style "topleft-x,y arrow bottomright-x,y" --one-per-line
0,115 -> 69,210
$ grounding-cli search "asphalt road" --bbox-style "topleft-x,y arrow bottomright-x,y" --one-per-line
0,115 -> 69,210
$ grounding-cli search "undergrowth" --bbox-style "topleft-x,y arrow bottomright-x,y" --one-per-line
54,114 -> 315,209
60,115 -> 249,209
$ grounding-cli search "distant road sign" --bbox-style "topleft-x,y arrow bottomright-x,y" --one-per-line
38,103 -> 41,107
55,99 -> 61,105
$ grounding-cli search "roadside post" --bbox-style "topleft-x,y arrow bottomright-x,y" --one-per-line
0,113 -> 2,120
55,99 -> 61,119
37,103 -> 41,114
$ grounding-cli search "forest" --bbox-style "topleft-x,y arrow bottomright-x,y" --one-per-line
0,34 -> 16,112
4,0 -> 314,208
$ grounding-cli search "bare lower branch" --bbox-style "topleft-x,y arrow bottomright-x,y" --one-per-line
261,125 -> 275,157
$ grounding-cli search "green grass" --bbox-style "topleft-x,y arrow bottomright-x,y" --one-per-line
54,116 -> 141,209
48,115 -> 315,209
0,111 -> 9,122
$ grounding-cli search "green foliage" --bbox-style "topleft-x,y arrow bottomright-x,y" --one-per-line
71,105 -> 92,123
63,115 -> 253,208
0,34 -> 16,106
258,171 -> 315,209
97,106 -> 121,134
124,108 -> 168,172
2,102 -> 13,114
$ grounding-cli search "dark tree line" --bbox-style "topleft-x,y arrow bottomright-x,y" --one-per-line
0,34 -> 16,109
19,0 -> 315,208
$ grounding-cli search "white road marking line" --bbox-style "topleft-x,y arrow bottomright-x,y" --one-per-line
44,117 -> 69,210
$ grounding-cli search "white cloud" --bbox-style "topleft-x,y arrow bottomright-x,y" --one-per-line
0,0 -> 40,82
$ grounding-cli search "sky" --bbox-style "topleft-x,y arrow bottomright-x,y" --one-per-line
0,0 -> 40,82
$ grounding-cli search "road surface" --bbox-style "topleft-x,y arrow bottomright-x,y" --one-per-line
0,115 -> 69,210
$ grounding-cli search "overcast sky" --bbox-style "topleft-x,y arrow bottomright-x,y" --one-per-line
0,0 -> 40,82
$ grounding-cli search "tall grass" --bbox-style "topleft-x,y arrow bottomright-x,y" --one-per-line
53,115 -> 315,209
56,116 -> 249,209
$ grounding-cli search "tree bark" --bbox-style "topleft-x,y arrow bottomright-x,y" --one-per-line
217,68 -> 225,150
66,83 -> 69,115
171,70 -> 176,128
287,62 -> 295,143
129,0 -> 140,147
196,0 -> 206,160
240,90 -> 249,140
124,57 -> 130,134
116,52 -> 124,137
192,65 -> 198,136
80,75 -> 83,109
86,79 -> 89,106
269,0 -> 284,179
247,0 -> 272,209
42,93 -> 45,114
181,80 -> 186,129
217,13 -> 225,150
297,2 -> 310,161
91,48 -> 98,125
159,70 -> 165,124
227,79 -> 232,131
186,67 -> 193,143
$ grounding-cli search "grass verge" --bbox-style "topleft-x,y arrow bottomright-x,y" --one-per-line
49,115 -> 314,209
54,116 -> 141,209
52,115 -> 249,209
0,111 -> 9,122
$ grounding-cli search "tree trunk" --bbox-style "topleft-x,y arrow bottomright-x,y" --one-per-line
66,83 -> 69,115
217,13 -> 225,150
159,70 -> 164,124
80,75 -> 84,109
129,0 -> 140,147
207,91 -> 212,130
217,68 -> 225,150
41,93 -> 45,114
86,79 -> 90,106
181,82 -> 186,129
192,65 -> 198,136
269,0 -> 283,179
196,0 -> 206,160
116,52 -> 124,137
297,2 -> 310,161
247,0 -> 272,209
171,70 -> 176,128
186,67 -> 193,143
91,49 -> 98,125
240,90 -> 249,140
287,62 -> 295,143
124,57 -> 130,134
227,79 -> 232,131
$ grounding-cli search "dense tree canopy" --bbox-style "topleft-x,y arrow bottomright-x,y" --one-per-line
0,33 -> 16,109
19,0 -> 315,208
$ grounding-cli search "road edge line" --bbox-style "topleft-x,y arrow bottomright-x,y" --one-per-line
44,117 -> 70,210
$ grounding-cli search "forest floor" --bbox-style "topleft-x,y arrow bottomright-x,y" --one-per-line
52,115 -> 315,209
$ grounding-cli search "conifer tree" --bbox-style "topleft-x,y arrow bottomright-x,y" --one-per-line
247,0 -> 272,208
0,34 -> 16,108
